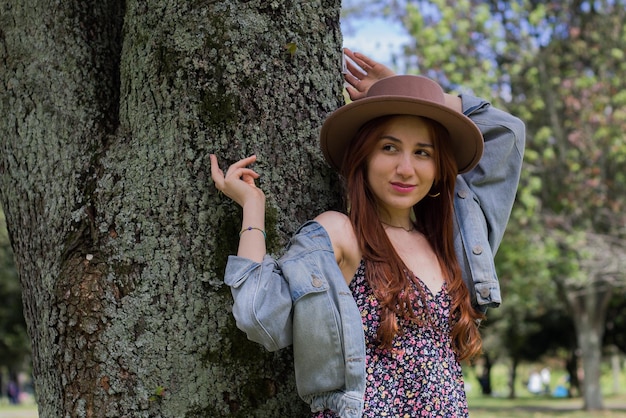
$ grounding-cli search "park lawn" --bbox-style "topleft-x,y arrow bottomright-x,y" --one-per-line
1,363 -> 624,418
464,362 -> 626,418
1,397 -> 626,418
468,394 -> 626,418
3,397 -> 625,418
0,403 -> 38,418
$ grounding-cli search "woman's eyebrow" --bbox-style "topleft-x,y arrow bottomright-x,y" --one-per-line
380,135 -> 434,148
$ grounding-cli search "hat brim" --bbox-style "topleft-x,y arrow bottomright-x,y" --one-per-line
320,96 -> 484,174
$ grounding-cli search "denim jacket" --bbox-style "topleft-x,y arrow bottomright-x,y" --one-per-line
455,94 -> 525,311
223,95 -> 525,417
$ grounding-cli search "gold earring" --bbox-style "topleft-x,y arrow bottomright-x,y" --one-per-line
428,192 -> 440,198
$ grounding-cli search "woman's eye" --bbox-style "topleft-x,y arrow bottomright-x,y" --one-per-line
382,144 -> 397,152
415,149 -> 431,157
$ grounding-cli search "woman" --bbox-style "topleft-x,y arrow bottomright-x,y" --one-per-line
210,50 -> 525,417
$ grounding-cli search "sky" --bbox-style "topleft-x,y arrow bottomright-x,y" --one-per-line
340,17 -> 411,69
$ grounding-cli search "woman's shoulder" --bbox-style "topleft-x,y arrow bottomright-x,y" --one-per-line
314,210 -> 352,236
314,211 -> 360,278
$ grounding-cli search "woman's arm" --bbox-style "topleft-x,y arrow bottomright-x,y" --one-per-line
210,154 -> 266,262
458,96 -> 526,252
454,98 -> 525,309
343,48 -> 461,110
211,154 -> 293,350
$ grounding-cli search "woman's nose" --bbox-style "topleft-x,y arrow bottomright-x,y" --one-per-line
396,153 -> 413,176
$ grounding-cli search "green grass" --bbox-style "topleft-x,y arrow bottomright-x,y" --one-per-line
3,396 -> 625,418
469,395 -> 626,418
0,403 -> 39,418
464,362 -> 626,417
1,363 -> 624,418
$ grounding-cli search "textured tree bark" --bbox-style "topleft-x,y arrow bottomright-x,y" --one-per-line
0,0 -> 343,416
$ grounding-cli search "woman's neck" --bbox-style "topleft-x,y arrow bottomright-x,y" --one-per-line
378,209 -> 414,232
380,220 -> 415,232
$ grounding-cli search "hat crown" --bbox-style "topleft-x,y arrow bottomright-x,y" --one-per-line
320,75 -> 483,174
367,75 -> 446,106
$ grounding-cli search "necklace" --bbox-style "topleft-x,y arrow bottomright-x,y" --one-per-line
380,221 -> 415,232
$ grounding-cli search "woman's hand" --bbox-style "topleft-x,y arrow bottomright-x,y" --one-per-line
210,154 -> 265,208
343,48 -> 396,101
211,154 -> 267,261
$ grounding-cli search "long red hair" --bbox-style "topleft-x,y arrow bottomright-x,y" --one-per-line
340,115 -> 483,361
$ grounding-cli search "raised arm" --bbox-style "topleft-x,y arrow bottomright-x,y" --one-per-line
343,48 -> 462,111
459,96 -> 525,252
210,154 -> 266,262
211,154 -> 294,351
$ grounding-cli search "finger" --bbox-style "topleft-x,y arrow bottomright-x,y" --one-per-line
345,85 -> 364,101
229,168 -> 260,182
345,49 -> 372,73
343,48 -> 368,75
209,154 -> 220,172
225,156 -> 259,178
344,72 -> 363,91
343,47 -> 357,65
241,172 -> 260,186
352,51 -> 379,69
230,154 -> 257,170
345,59 -> 366,79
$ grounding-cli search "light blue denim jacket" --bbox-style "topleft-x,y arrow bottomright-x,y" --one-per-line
223,95 -> 525,417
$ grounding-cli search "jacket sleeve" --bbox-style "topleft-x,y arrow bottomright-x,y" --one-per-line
454,94 -> 525,310
460,94 -> 526,254
223,254 -> 293,352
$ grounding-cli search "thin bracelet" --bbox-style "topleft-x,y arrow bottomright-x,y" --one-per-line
239,226 -> 267,239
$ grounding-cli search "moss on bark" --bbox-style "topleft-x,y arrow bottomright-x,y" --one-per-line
0,0 -> 343,416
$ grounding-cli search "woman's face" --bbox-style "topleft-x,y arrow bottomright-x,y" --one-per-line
365,115 -> 437,218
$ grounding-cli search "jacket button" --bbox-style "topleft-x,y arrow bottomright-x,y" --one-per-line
472,245 -> 483,255
479,287 -> 491,298
457,190 -> 468,199
311,275 -> 323,288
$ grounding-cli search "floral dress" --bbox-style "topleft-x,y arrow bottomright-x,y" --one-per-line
313,261 -> 469,418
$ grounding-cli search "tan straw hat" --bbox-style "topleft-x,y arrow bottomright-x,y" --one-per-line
319,75 -> 484,174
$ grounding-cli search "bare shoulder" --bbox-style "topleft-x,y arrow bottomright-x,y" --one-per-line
315,210 -> 350,227
314,211 -> 361,283
314,211 -> 353,244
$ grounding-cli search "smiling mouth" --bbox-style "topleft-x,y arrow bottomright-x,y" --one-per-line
391,182 -> 416,192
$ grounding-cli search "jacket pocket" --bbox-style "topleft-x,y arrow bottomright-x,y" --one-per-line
290,271 -> 346,397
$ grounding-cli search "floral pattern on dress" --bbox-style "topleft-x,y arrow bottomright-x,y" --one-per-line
312,261 -> 469,418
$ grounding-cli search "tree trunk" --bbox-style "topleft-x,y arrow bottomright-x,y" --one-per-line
567,282 -> 613,411
476,352 -> 492,396
566,349 -> 580,397
0,1 -> 343,416
508,356 -> 518,399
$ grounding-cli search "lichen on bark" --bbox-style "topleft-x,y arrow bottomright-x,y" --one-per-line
0,0 -> 344,416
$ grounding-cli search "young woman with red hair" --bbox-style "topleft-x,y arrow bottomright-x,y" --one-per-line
337,114 -> 482,359
211,50 -> 525,417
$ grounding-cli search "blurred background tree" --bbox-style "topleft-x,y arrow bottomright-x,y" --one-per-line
2,0 -> 624,413
343,0 -> 626,410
